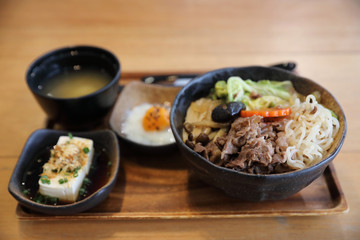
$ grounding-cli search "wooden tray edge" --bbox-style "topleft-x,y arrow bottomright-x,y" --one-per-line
15,163 -> 349,221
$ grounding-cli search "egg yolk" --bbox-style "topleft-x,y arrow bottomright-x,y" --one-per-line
142,106 -> 170,131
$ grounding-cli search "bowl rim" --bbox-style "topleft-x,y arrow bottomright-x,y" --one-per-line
26,45 -> 121,101
8,128 -> 120,214
170,65 -> 347,179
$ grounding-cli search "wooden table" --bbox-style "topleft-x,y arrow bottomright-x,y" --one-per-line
1,0 -> 359,239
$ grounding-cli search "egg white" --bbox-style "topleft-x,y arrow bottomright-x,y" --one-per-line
121,103 -> 175,146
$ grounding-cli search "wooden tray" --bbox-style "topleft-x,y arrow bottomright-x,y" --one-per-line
16,74 -> 348,220
16,150 -> 348,220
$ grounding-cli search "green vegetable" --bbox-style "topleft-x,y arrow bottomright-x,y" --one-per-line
227,77 -> 244,102
214,80 -> 228,99
59,178 -> 68,184
244,79 -> 292,100
79,188 -> 85,196
247,95 -> 289,110
210,76 -> 296,110
73,167 -> 80,177
83,177 -> 91,185
329,109 -> 338,119
40,175 -> 50,184
83,147 -> 90,154
68,133 -> 73,139
33,193 -> 59,205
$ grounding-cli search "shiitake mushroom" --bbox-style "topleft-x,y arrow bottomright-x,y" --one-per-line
211,102 -> 245,122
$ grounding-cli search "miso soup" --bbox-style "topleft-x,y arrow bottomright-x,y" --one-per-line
42,70 -> 111,98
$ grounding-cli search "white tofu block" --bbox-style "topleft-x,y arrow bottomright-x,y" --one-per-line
38,136 -> 94,202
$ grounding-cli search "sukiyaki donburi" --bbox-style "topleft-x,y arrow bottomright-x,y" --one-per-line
182,76 -> 339,174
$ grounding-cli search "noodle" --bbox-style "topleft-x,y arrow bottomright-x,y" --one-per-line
284,95 -> 339,169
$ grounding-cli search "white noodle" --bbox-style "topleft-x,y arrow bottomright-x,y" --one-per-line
284,95 -> 339,169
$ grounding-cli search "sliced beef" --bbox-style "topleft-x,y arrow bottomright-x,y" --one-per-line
191,115 -> 291,174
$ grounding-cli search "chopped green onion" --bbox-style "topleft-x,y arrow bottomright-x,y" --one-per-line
34,193 -> 44,203
35,194 -> 59,205
329,109 -> 339,119
83,147 -> 90,154
23,189 -> 29,195
73,172 -> 79,177
79,188 -> 85,196
50,196 -> 59,204
83,177 -> 91,185
40,175 -> 50,184
59,178 -> 67,184
68,133 -> 73,139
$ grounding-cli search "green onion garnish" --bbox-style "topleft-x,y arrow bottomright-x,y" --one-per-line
40,175 -> 50,184
83,177 -> 91,185
58,178 -> 68,184
83,147 -> 89,154
50,196 -> 59,204
68,133 -> 73,139
79,188 -> 85,196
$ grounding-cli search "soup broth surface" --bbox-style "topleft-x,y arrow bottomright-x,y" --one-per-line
42,70 -> 111,98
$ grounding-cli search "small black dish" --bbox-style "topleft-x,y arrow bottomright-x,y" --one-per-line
170,66 -> 347,201
8,129 -> 120,215
26,45 -> 121,129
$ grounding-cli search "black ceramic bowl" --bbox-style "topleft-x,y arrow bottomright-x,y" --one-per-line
8,129 -> 120,215
26,45 -> 121,129
170,66 -> 347,201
